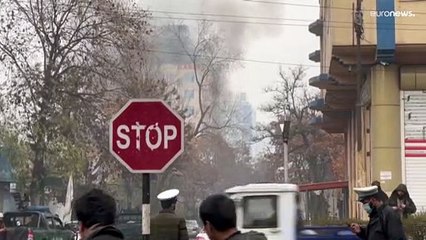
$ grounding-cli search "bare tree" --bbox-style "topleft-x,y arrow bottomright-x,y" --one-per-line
254,66 -> 346,220
169,21 -> 240,140
255,66 -> 344,183
0,0 -> 151,203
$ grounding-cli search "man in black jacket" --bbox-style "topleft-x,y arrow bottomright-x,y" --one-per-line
73,189 -> 124,240
388,183 -> 416,219
349,186 -> 406,240
199,194 -> 267,240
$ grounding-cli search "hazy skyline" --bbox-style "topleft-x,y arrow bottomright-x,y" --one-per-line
143,0 -> 320,124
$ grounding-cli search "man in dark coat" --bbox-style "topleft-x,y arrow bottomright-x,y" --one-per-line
150,189 -> 188,240
199,194 -> 267,240
388,183 -> 417,219
73,189 -> 124,240
371,180 -> 389,202
349,186 -> 406,240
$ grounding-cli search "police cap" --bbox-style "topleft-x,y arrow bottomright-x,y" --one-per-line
157,189 -> 179,201
354,186 -> 378,202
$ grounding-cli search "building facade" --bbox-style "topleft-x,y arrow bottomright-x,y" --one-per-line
0,154 -> 17,213
309,0 -> 426,218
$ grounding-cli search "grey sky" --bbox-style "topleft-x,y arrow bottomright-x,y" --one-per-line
142,0 -> 320,123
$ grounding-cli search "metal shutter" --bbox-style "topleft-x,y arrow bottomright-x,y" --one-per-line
403,91 -> 426,213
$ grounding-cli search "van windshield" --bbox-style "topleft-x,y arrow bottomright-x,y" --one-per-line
242,195 -> 278,228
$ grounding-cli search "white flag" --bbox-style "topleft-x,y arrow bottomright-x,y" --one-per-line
63,175 -> 73,223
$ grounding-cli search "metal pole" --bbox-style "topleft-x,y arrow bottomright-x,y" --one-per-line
283,87 -> 289,183
355,0 -> 363,151
142,173 -> 150,240
283,139 -> 289,183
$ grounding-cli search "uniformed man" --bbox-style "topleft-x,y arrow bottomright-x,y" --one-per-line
151,189 -> 189,240
349,186 -> 406,240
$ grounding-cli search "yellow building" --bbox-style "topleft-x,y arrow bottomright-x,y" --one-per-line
309,0 -> 426,218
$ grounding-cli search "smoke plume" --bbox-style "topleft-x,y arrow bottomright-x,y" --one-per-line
200,0 -> 285,53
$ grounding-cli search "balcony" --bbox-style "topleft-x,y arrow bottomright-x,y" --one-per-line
309,50 -> 320,62
308,98 -> 325,111
309,73 -> 356,90
309,74 -> 337,89
309,116 -> 346,134
309,19 -> 323,36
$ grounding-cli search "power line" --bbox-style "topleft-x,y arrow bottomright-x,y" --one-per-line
150,10 -> 426,27
150,16 -> 426,31
243,0 -> 426,15
143,48 -> 322,67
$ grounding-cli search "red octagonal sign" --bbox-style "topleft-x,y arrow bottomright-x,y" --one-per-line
109,99 -> 184,173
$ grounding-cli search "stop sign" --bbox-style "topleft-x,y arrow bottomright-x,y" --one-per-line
109,99 -> 184,173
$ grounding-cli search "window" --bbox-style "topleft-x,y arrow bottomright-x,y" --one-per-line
242,195 -> 278,228
46,217 -> 55,229
184,90 -> 195,100
186,106 -> 194,116
183,73 -> 195,83
53,218 -> 63,228
4,213 -> 40,228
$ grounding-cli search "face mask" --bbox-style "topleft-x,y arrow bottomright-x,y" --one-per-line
363,203 -> 372,214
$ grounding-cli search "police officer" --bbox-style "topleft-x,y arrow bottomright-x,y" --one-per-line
349,186 -> 406,240
151,189 -> 189,240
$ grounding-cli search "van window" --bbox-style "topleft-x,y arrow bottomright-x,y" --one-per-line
3,213 -> 40,228
242,195 -> 278,228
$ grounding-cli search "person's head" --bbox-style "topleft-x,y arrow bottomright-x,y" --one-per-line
73,189 -> 116,239
355,186 -> 383,214
157,189 -> 180,212
199,194 -> 237,240
360,193 -> 383,214
371,181 -> 380,187
160,197 -> 178,211
397,190 -> 405,198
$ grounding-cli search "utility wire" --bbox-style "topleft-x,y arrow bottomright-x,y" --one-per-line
150,10 -> 426,27
150,15 -> 426,31
243,0 -> 426,15
144,48 -> 321,67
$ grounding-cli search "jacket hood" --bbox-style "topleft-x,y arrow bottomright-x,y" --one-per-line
393,184 -> 409,195
229,231 -> 268,240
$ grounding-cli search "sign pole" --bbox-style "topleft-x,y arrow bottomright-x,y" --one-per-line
142,173 -> 150,240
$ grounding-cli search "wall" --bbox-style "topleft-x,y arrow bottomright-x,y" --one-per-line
330,0 -> 377,46
396,1 -> 426,44
370,64 -> 402,194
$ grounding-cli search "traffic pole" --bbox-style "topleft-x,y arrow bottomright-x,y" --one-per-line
142,173 -> 150,240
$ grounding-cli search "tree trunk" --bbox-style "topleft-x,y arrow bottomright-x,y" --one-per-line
30,141 -> 46,205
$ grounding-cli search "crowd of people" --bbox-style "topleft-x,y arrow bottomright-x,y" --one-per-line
0,181 -> 418,240
349,181 -> 417,240
71,188 -> 268,240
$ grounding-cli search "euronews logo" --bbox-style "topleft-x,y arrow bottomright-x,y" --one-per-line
370,10 -> 416,17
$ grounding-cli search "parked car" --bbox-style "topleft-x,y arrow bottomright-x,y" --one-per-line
186,220 -> 200,239
3,209 -> 75,240
115,212 -> 142,240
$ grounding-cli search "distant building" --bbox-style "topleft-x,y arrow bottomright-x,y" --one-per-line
234,92 -> 256,142
220,92 -> 257,157
0,154 -> 17,212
